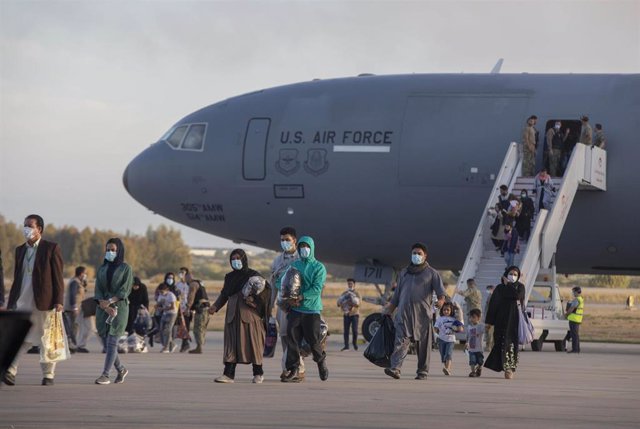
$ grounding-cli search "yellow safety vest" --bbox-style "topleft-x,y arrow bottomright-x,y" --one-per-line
567,296 -> 584,324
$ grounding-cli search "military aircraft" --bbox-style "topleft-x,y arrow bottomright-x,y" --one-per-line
123,73 -> 640,282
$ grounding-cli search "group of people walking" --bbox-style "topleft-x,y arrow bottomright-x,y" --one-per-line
1,213 -> 580,387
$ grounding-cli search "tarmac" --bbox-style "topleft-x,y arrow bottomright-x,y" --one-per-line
1,332 -> 638,429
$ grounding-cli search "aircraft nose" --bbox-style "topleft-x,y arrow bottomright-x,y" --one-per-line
122,162 -> 131,196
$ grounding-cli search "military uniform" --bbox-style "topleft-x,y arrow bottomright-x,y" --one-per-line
521,124 -> 536,176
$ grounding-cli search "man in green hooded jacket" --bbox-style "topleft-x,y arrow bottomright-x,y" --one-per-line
281,236 -> 329,383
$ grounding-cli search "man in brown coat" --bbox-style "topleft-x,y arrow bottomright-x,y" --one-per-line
3,214 -> 65,386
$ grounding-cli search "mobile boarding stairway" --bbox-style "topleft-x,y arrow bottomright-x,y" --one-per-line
454,142 -> 607,351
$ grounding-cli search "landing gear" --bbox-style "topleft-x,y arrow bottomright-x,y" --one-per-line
362,313 -> 383,342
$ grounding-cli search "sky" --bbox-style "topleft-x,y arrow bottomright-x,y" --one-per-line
1,0 -> 638,249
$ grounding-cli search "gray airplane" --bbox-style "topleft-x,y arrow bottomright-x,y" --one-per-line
123,73 -> 640,277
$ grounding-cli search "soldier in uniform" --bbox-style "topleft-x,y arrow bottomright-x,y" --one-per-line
580,115 -> 593,146
594,123 -> 606,149
546,121 -> 569,177
521,115 -> 537,176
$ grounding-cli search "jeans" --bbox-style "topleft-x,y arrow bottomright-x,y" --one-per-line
343,315 -> 359,348
468,351 -> 484,366
569,321 -> 581,352
504,251 -> 515,268
102,335 -> 124,376
160,312 -> 178,350
438,341 -> 454,363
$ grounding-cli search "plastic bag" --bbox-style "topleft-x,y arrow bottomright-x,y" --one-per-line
263,318 -> 278,358
242,276 -> 266,298
363,315 -> 395,368
127,333 -> 148,353
278,267 -> 303,310
40,310 -> 71,363
518,304 -> 535,345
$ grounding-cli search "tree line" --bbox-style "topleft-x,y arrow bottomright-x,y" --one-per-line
0,215 -> 191,279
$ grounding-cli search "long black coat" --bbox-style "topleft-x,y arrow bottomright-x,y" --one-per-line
484,280 -> 525,372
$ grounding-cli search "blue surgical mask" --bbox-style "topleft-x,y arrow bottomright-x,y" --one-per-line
411,254 -> 424,265
281,240 -> 293,252
166,278 -> 174,286
105,251 -> 117,262
299,247 -> 311,259
231,259 -> 243,270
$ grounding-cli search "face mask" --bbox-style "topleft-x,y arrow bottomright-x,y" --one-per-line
166,278 -> 174,286
178,272 -> 184,280
508,274 -> 518,283
23,226 -> 35,241
555,124 -> 561,130
510,200 -> 517,207
521,193 -> 526,198
105,251 -> 117,262
411,254 -> 424,265
281,240 -> 293,252
231,259 -> 243,270
80,274 -> 87,282
299,247 -> 311,259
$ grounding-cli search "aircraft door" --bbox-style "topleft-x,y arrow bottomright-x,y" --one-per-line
243,118 -> 271,180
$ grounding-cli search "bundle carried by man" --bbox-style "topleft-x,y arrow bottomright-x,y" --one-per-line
277,267 -> 303,311
337,290 -> 360,313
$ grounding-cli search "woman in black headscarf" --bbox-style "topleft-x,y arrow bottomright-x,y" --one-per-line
209,249 -> 271,383
94,238 -> 133,385
126,277 -> 149,334
484,265 -> 525,379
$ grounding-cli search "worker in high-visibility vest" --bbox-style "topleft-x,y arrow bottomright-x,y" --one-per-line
564,286 -> 584,354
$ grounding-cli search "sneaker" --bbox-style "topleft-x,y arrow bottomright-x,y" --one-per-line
415,373 -> 428,380
443,367 -> 451,376
27,346 -> 40,354
188,347 -> 202,354
41,377 -> 54,386
114,368 -> 128,384
76,347 -> 90,353
475,366 -> 482,377
252,375 -> 264,384
280,370 -> 288,381
384,368 -> 401,379
2,372 -> 16,386
468,371 -> 478,377
281,368 -> 302,383
161,348 -> 170,353
353,344 -> 358,351
340,346 -> 349,351
214,375 -> 234,383
95,375 -> 110,385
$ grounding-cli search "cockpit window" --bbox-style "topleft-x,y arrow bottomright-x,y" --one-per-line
162,123 -> 207,151
166,125 -> 188,148
181,124 -> 206,151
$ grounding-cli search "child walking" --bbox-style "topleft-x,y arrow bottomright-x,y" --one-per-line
465,308 -> 485,377
434,302 -> 463,376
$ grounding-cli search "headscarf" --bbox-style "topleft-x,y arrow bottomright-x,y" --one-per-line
105,237 -> 125,287
220,249 -> 258,298
503,265 -> 521,284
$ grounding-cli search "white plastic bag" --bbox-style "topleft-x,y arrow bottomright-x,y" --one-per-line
40,310 -> 71,363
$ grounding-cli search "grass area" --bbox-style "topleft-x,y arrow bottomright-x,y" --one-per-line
580,307 -> 640,343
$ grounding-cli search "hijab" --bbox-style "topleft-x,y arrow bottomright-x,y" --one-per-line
105,237 -> 125,287
220,249 -> 259,298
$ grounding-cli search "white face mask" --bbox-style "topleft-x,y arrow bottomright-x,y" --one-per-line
299,247 -> 311,259
555,124 -> 561,130
166,278 -> 174,286
510,200 -> 517,207
179,272 -> 185,280
281,240 -> 293,252
508,274 -> 518,283
23,226 -> 35,241
105,251 -> 117,262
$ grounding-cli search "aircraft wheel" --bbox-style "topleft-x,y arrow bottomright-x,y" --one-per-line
531,339 -> 543,351
362,313 -> 383,342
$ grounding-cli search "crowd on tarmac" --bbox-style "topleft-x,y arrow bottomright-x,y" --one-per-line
0,210 -> 585,386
